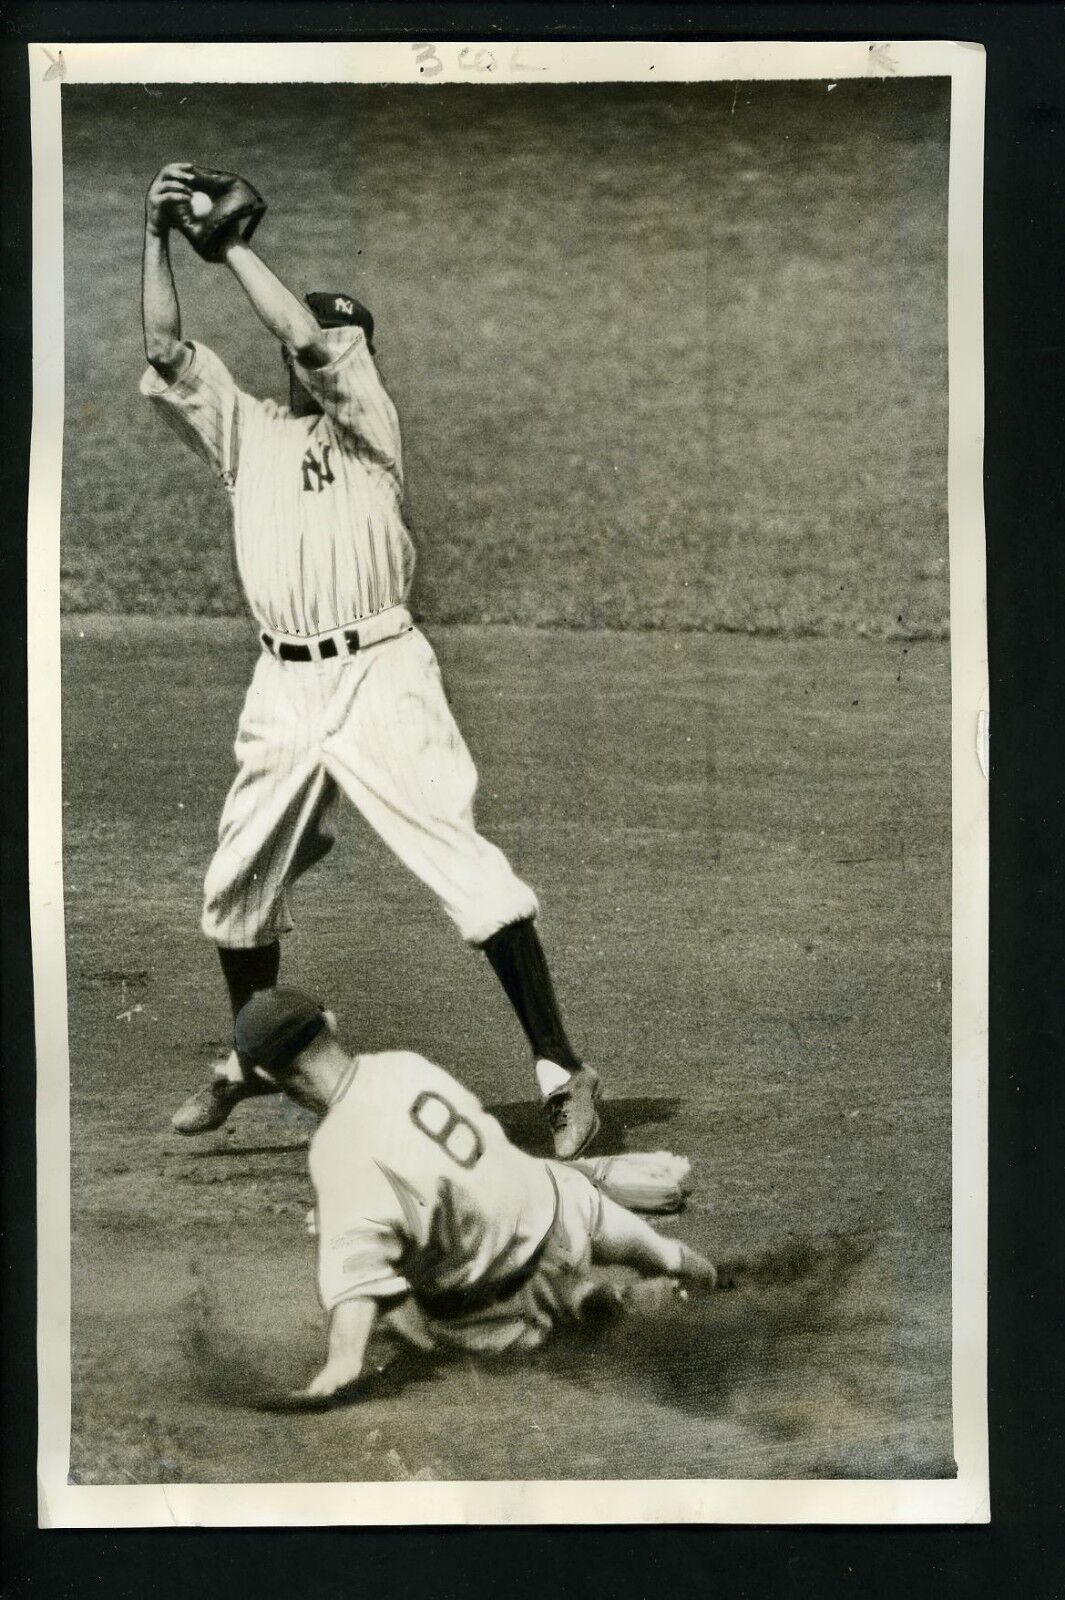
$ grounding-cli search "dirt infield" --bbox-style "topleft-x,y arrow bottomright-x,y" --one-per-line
63,617 -> 952,1482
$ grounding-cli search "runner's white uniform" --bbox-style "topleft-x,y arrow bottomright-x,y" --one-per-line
311,1048 -> 604,1352
140,330 -> 537,947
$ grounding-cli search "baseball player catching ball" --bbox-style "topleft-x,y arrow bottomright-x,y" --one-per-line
140,162 -> 600,1158
233,987 -> 718,1408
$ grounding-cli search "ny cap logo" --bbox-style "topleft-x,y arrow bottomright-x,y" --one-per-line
334,297 -> 355,315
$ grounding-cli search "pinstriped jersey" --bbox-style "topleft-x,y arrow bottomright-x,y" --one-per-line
140,329 -> 416,635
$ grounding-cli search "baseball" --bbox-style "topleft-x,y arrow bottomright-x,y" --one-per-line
189,190 -> 212,219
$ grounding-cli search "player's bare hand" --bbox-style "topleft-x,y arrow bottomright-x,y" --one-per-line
252,1352 -> 368,1411
255,1375 -> 365,1413
253,1388 -> 341,1413
145,163 -> 196,233
305,1357 -> 366,1402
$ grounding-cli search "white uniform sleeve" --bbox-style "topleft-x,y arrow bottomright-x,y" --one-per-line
291,327 -> 403,478
314,1166 -> 411,1312
139,340 -> 243,483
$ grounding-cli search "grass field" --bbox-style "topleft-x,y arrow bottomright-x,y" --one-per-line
61,78 -> 949,635
63,617 -> 952,1483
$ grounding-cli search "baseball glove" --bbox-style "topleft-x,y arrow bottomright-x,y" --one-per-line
177,166 -> 267,262
571,1150 -> 692,1214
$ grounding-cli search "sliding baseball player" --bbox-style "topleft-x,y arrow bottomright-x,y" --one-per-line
234,988 -> 718,1407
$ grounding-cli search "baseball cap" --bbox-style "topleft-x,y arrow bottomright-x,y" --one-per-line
305,291 -> 375,349
234,987 -> 327,1074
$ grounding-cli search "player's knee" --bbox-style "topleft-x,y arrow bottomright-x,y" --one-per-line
456,878 -> 540,946
200,873 -> 234,941
201,879 -> 291,946
200,899 -> 234,944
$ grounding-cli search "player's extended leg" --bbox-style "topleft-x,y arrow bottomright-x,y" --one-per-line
169,941 -> 284,1133
481,917 -> 600,1158
321,628 -> 601,1157
172,782 -> 336,1133
589,1191 -> 716,1289
172,656 -> 337,1134
536,1165 -> 717,1335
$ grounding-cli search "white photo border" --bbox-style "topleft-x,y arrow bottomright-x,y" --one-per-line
29,36 -> 988,1528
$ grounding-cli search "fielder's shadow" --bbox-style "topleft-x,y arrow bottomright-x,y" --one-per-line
180,1140 -> 310,1161
488,1096 -> 684,1158
174,1095 -> 681,1163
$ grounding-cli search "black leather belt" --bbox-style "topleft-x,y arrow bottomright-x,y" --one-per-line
261,629 -> 361,663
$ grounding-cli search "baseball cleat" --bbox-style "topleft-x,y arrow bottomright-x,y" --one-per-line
544,1063 -> 601,1159
170,1057 -> 274,1135
675,1242 -> 719,1292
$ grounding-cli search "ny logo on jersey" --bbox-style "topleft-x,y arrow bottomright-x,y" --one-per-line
301,443 -> 335,493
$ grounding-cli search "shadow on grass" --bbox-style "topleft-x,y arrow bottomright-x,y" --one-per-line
178,1141 -> 310,1161
170,1096 -> 683,1163
178,1263 -> 442,1413
488,1095 -> 685,1157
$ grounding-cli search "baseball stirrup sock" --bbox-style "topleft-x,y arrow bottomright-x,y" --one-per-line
481,918 -> 582,1078
219,942 -> 282,1083
218,941 -> 282,1017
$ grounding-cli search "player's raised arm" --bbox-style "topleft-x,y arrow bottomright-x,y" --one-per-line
140,165 -> 248,480
142,163 -> 196,380
220,234 -> 401,473
220,238 -> 332,367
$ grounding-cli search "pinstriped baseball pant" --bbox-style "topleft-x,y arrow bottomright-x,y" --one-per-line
202,627 -> 539,948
